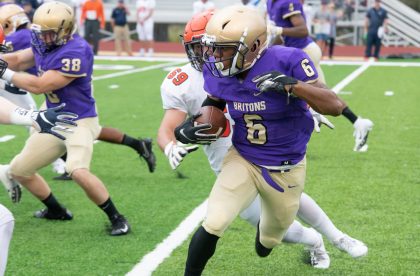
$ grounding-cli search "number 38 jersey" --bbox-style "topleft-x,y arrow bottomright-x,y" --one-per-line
32,34 -> 96,119
160,63 -> 233,174
203,46 -> 317,168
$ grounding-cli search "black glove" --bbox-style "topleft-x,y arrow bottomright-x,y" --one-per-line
5,83 -> 27,95
32,103 -> 78,140
174,114 -> 218,145
0,59 -> 8,78
252,71 -> 298,94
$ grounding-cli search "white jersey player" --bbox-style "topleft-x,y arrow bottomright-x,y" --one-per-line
158,11 -> 367,269
0,96 -> 77,276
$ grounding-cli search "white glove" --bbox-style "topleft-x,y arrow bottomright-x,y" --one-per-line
164,141 -> 199,170
310,108 -> 335,133
0,164 -> 22,203
267,21 -> 283,41
353,117 -> 374,152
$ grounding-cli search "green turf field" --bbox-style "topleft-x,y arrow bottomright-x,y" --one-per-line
0,59 -> 419,275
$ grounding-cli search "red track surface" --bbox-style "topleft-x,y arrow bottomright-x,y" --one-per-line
99,40 -> 420,57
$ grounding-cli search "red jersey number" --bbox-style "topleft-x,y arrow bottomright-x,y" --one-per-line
167,68 -> 188,86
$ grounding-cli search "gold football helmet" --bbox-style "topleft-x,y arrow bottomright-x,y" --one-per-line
31,1 -> 76,55
0,4 -> 30,35
202,5 -> 267,77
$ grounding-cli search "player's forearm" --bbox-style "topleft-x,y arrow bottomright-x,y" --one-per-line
0,97 -> 33,126
292,81 -> 346,116
282,25 -> 309,38
1,53 -> 33,72
8,73 -> 50,94
157,126 -> 176,152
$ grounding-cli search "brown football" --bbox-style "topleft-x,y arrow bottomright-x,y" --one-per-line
194,106 -> 227,137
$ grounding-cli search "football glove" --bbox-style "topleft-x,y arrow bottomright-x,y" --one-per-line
310,108 -> 335,133
164,141 -> 199,170
0,59 -> 8,79
252,71 -> 298,95
353,117 -> 373,152
31,103 -> 78,140
174,114 -> 219,145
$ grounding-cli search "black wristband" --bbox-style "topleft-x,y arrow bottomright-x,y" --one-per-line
341,106 -> 358,124
202,96 -> 226,111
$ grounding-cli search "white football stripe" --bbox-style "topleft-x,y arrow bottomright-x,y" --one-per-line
126,200 -> 208,276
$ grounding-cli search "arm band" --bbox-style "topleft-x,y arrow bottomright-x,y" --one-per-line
2,69 -> 16,83
341,106 -> 358,124
201,96 -> 226,111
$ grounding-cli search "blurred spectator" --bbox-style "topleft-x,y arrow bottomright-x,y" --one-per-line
22,1 -> 34,21
72,0 -> 85,36
241,0 -> 266,16
343,0 -> 354,21
364,0 -> 388,60
81,0 -> 105,55
313,1 -> 332,56
302,0 -> 315,36
136,0 -> 155,57
192,0 -> 215,15
111,0 -> 132,56
327,2 -> 342,59
14,0 -> 39,10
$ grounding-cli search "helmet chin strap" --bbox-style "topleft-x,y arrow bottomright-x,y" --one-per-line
223,27 -> 248,77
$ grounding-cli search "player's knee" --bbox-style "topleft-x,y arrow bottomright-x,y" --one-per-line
9,157 -> 34,178
203,213 -> 232,237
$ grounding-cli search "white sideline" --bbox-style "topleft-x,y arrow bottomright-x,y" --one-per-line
125,60 -> 375,275
331,60 -> 373,94
127,200 -> 208,276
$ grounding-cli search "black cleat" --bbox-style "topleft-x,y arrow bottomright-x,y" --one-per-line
136,138 -> 156,173
34,208 -> 73,220
255,222 -> 272,257
53,173 -> 72,181
110,215 -> 130,236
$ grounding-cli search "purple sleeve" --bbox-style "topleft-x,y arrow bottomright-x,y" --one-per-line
280,1 -> 302,19
290,49 -> 318,83
50,50 -> 89,77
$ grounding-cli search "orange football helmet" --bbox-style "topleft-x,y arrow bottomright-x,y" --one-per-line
182,9 -> 214,71
0,24 -> 7,53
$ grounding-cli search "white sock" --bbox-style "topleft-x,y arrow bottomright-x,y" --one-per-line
283,220 -> 320,246
297,193 -> 344,242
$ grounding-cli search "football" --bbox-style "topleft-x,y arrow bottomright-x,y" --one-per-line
194,106 -> 227,137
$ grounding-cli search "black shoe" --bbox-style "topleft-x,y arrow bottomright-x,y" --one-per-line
136,138 -> 156,173
34,208 -> 73,220
110,215 -> 130,236
53,173 -> 72,181
255,222 -> 272,257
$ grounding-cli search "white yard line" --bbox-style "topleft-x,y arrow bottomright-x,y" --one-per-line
331,59 -> 373,94
93,61 -> 184,81
127,200 -> 208,276
125,58 -> 379,276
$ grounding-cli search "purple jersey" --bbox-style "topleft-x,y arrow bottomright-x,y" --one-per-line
267,0 -> 313,49
32,35 -> 96,119
5,29 -> 37,75
203,46 -> 317,167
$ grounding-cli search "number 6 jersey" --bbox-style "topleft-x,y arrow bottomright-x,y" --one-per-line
203,46 -> 318,168
32,34 -> 96,119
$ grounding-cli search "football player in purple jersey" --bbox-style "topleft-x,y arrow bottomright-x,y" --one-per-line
174,6 -> 365,275
267,0 -> 374,152
0,1 -> 130,236
0,4 -> 155,180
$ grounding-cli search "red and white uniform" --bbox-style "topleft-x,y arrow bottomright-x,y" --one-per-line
136,0 -> 155,41
160,63 -> 233,174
